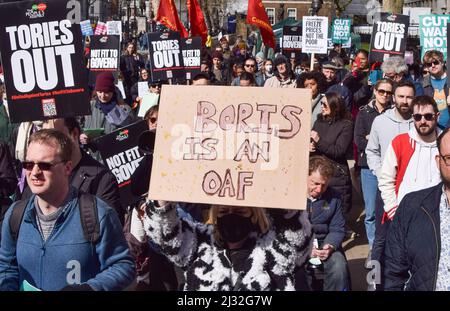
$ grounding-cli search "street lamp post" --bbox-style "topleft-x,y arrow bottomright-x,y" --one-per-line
309,0 -> 323,71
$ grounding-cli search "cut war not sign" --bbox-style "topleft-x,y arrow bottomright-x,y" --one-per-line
302,16 -> 328,54
332,18 -> 351,45
281,26 -> 302,59
0,0 -> 90,123
148,32 -> 184,81
180,36 -> 201,80
419,15 -> 450,61
89,35 -> 120,72
96,120 -> 149,206
369,13 -> 409,63
149,86 -> 312,210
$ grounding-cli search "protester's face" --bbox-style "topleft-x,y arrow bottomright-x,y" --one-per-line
322,68 -> 336,83
277,63 -> 287,75
425,58 -> 445,77
334,45 -> 342,53
220,41 -> 229,49
239,79 -> 253,87
384,71 -> 404,82
192,78 -> 209,85
149,84 -> 161,94
96,91 -> 114,103
357,52 -> 368,69
127,44 -> 134,54
374,82 -> 393,106
413,104 -> 439,137
212,57 -> 221,68
304,79 -> 319,98
321,97 -> 331,116
147,111 -> 158,130
244,60 -> 256,73
236,67 -> 244,77
436,133 -> 450,189
140,70 -> 149,80
308,170 -> 330,199
394,86 -> 415,115
25,141 -> 72,197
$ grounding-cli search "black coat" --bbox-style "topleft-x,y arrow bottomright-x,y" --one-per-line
312,116 -> 353,213
384,183 -> 444,291
354,101 -> 385,168
0,141 -> 16,222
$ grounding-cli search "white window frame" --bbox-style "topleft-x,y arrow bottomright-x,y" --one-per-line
287,8 -> 297,19
266,8 -> 276,25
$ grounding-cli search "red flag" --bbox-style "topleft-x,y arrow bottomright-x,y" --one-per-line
246,0 -> 275,49
187,0 -> 208,44
156,0 -> 188,38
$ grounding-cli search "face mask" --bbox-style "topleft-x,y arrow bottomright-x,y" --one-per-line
217,213 -> 254,243
265,65 -> 273,73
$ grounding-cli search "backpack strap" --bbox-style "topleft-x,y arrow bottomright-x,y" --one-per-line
79,193 -> 100,245
9,200 -> 28,241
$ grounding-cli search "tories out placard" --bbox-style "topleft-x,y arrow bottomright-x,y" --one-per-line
96,120 -> 149,206
419,15 -> 450,61
147,31 -> 184,81
369,13 -> 409,62
149,85 -> 312,210
0,0 -> 90,123
281,26 -> 302,59
180,36 -> 201,80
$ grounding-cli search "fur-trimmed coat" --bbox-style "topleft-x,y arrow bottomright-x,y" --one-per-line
143,205 -> 312,291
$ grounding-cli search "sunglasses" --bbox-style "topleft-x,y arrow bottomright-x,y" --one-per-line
22,160 -> 65,171
320,101 -> 329,108
425,60 -> 440,67
376,89 -> 393,96
149,117 -> 157,123
412,113 -> 435,122
440,155 -> 450,166
244,64 -> 255,68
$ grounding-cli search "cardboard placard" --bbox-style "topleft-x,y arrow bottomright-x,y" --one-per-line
0,0 -> 90,123
180,37 -> 201,80
106,20 -> 122,42
419,15 -> 450,61
147,31 -> 185,81
369,13 -> 410,63
89,35 -> 120,72
281,26 -> 302,60
302,16 -> 329,54
149,85 -> 312,210
96,120 -> 149,206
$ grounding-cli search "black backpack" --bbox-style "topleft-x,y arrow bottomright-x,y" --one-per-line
8,193 -> 100,244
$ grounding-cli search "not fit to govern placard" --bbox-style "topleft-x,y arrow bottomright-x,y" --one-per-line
0,0 -> 90,123
302,16 -> 328,54
149,85 -> 312,210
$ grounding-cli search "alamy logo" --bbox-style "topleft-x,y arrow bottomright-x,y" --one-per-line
66,260 -> 81,285
25,3 -> 47,19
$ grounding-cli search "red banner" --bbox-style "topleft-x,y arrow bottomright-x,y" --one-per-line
246,0 -> 275,49
187,0 -> 208,45
156,0 -> 188,38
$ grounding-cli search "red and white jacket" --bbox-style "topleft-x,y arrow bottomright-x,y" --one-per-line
378,128 -> 441,221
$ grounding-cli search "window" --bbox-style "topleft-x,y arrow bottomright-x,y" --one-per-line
266,8 -> 276,25
90,5 -> 95,15
287,8 -> 297,19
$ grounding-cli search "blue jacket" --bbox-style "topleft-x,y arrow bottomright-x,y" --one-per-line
307,189 -> 345,248
0,188 -> 135,291
384,183 -> 443,291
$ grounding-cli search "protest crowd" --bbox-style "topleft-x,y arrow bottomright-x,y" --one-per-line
1,0 -> 450,293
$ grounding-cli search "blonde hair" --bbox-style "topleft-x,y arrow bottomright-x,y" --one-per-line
205,205 -> 270,245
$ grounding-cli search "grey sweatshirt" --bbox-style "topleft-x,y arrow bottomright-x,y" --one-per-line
365,107 -> 413,178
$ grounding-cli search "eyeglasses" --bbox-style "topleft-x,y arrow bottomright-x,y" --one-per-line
244,64 -> 255,68
413,113 -> 435,122
424,60 -> 440,67
22,160 -> 65,171
376,89 -> 393,96
440,155 -> 450,166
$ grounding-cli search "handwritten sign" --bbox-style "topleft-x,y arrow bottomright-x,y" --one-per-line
149,86 -> 312,210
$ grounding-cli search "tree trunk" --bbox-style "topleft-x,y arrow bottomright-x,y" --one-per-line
383,0 -> 403,14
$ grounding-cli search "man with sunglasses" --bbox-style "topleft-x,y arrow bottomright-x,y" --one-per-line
0,129 -> 134,291
422,50 -> 448,130
384,128 -> 450,291
231,57 -> 264,86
